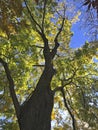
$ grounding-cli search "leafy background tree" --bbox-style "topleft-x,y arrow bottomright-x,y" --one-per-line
0,0 -> 98,130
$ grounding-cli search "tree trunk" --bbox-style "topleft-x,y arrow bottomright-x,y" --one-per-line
18,68 -> 54,130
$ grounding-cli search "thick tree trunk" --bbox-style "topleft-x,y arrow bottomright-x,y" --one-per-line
18,68 -> 54,130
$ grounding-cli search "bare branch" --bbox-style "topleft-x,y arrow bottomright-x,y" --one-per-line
51,5 -> 66,58
0,58 -> 20,119
53,79 -> 73,93
54,4 -> 66,44
33,64 -> 45,67
24,0 -> 51,60
24,0 -> 42,33
53,68 -> 78,93
65,88 -> 79,117
54,17 -> 65,43
53,86 -> 62,93
51,17 -> 65,59
56,10 -> 64,18
61,88 -> 76,130
42,0 -> 47,31
24,0 -> 49,45
29,44 -> 44,49
34,45 -> 44,49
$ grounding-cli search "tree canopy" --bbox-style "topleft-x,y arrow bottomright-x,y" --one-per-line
0,0 -> 98,130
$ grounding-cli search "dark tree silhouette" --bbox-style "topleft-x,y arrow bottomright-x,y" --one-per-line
83,0 -> 98,14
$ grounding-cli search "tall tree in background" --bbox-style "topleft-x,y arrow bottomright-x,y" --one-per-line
82,0 -> 98,40
0,0 -> 98,130
83,0 -> 98,13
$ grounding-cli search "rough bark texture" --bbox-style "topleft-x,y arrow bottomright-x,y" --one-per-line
1,57 -> 55,130
18,68 -> 54,130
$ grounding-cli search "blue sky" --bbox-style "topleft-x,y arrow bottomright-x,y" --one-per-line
69,0 -> 89,48
70,22 -> 88,48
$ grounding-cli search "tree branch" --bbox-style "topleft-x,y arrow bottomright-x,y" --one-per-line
53,79 -> 73,93
55,17 -> 65,43
51,5 -> 67,59
33,64 -> 45,67
24,0 -> 48,42
53,68 -> 78,93
24,0 -> 42,33
24,0 -> 50,63
61,88 -> 76,130
24,0 -> 50,47
0,58 -> 20,119
42,0 -> 47,31
72,82 -> 86,109
51,17 -> 65,59
34,45 -> 44,49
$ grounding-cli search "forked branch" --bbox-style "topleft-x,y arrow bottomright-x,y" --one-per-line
51,4 -> 66,59
53,68 -> 78,93
53,79 -> 73,93
24,0 -> 50,56
51,17 -> 65,59
54,17 -> 65,43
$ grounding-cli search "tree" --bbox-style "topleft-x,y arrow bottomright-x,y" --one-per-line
73,0 -> 98,40
82,0 -> 98,40
0,0 -> 98,130
83,0 -> 98,13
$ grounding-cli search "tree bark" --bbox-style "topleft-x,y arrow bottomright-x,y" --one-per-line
16,1 -> 65,129
18,68 -> 54,130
